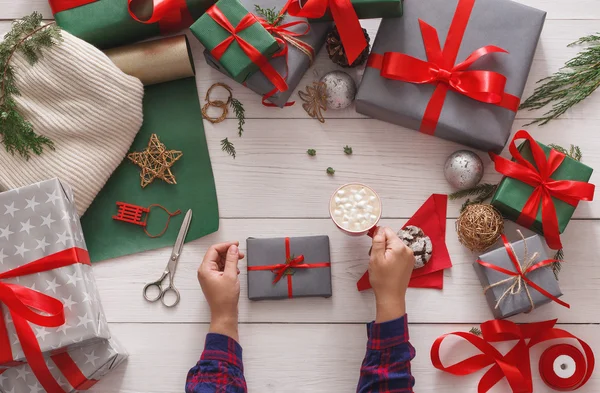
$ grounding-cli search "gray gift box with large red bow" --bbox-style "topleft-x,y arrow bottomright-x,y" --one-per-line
355,0 -> 546,153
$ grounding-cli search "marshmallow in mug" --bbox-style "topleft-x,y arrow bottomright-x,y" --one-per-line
330,184 -> 381,232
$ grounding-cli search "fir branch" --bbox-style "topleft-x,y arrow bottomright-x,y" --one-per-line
307,148 -> 316,156
254,5 -> 284,26
552,249 -> 564,280
1,12 -> 61,159
469,327 -> 482,336
230,98 -> 245,137
344,145 -> 353,155
449,183 -> 498,201
326,167 -> 335,175
548,143 -> 583,161
520,32 -> 600,125
221,137 -> 236,159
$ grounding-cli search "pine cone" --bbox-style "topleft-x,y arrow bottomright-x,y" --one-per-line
326,25 -> 371,68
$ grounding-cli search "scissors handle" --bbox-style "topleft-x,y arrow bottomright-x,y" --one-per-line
160,285 -> 181,308
143,281 -> 164,303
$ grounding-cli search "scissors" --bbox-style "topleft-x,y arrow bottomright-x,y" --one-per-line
143,209 -> 192,307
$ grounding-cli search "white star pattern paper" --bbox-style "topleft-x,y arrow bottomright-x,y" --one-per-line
0,338 -> 128,393
0,179 -> 110,366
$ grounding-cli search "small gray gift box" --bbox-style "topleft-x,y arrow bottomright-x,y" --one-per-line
0,179 -> 110,367
204,1 -> 332,108
355,0 -> 546,153
473,234 -> 563,319
0,337 -> 128,393
247,236 -> 332,300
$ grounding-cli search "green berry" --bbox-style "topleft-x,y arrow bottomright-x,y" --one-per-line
326,167 -> 335,175
307,149 -> 316,156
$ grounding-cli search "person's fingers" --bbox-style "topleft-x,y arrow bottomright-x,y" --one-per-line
224,244 -> 240,277
210,241 -> 240,255
370,227 -> 387,259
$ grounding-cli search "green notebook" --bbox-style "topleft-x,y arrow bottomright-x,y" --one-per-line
81,77 -> 219,262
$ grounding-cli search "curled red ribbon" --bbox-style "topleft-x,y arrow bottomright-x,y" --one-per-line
286,0 -> 367,64
489,130 -> 595,250
127,0 -> 194,33
247,237 -> 330,298
431,319 -> 595,393
366,0 -> 520,135
477,234 -> 569,310
0,247 -> 91,393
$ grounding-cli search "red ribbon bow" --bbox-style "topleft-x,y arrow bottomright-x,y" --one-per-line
431,319 -> 595,393
247,237 -> 330,298
0,248 -> 91,393
255,7 -> 314,107
286,0 -> 367,64
489,130 -> 595,250
477,234 -> 569,310
207,5 -> 288,94
366,0 -> 520,135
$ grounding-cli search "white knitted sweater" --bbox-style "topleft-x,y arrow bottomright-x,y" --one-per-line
0,29 -> 144,214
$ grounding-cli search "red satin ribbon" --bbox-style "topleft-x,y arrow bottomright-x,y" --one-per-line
207,5 -> 288,94
256,13 -> 314,107
51,352 -> 99,390
477,234 -> 569,309
286,0 -> 366,64
489,130 -> 595,250
0,247 -> 91,393
247,237 -> 330,298
127,0 -> 194,34
431,319 -> 595,393
366,0 -> 520,135
49,0 -> 97,14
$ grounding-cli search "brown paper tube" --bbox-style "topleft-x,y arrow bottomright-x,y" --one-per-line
104,35 -> 195,86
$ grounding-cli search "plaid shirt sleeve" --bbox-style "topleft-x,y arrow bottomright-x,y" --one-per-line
357,314 -> 416,393
186,333 -> 248,393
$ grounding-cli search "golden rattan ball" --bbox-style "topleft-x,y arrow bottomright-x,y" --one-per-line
456,204 -> 504,252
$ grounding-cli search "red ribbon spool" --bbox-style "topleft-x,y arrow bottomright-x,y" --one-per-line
540,344 -> 588,391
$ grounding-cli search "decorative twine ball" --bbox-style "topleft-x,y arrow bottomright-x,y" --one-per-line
399,226 -> 433,269
319,71 -> 357,110
456,204 -> 504,252
444,150 -> 484,190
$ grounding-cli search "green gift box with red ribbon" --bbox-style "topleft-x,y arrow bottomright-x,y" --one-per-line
490,131 -> 595,250
190,0 -> 287,91
50,0 -> 215,49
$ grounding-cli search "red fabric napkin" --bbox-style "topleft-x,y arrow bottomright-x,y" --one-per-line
357,194 -> 452,291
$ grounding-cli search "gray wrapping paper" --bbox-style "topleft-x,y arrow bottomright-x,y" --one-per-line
0,337 -> 128,393
0,179 -> 110,366
247,236 -> 332,300
473,235 -> 563,319
204,1 -> 332,108
355,0 -> 546,153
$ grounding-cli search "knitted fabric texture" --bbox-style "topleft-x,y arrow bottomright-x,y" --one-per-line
0,28 -> 144,214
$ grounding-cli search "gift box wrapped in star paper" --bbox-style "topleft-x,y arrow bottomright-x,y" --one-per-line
50,0 -> 216,49
473,234 -> 566,320
203,0 -> 332,107
0,179 -> 110,371
355,0 -> 546,153
247,236 -> 332,300
0,337 -> 128,393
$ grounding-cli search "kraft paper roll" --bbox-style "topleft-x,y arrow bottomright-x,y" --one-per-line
104,35 -> 195,86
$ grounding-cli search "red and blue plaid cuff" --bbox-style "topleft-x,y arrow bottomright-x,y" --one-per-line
201,333 -> 244,371
366,314 -> 410,350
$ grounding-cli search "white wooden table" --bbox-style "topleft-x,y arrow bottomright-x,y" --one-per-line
2,1 -> 600,392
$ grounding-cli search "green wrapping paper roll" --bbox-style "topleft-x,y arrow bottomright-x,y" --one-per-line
51,0 -> 216,48
491,140 -> 594,236
190,0 -> 280,84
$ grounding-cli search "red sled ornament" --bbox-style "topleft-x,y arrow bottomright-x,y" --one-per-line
112,202 -> 181,238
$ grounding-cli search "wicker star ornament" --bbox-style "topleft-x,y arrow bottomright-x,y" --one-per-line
128,134 -> 183,188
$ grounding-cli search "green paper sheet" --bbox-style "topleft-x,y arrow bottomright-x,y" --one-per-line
81,77 -> 219,262
190,0 -> 279,83
491,140 -> 593,235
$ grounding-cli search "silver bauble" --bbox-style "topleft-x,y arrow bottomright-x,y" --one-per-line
319,71 -> 357,110
444,150 -> 484,190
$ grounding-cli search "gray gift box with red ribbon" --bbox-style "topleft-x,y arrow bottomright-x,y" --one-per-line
247,236 -> 332,300
0,179 -> 110,368
203,0 -> 332,108
0,337 -> 128,393
473,234 -> 563,320
355,0 -> 546,153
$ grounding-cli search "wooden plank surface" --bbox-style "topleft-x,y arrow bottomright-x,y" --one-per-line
1,1 -> 599,392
